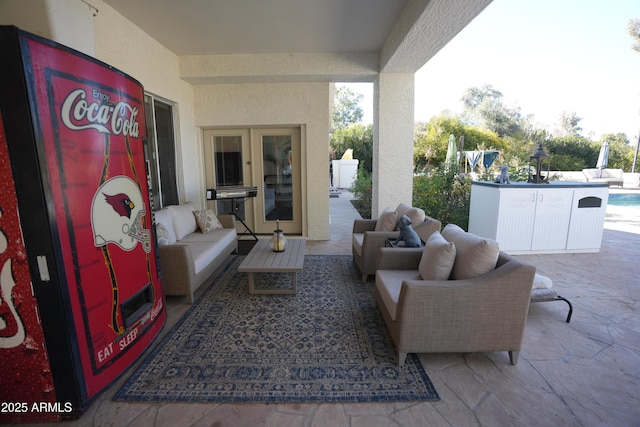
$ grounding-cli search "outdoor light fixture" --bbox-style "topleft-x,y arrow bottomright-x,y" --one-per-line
527,143 -> 551,184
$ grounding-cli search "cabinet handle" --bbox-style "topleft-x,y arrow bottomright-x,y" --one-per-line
538,193 -> 544,203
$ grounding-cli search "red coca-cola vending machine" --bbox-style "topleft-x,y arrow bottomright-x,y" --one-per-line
0,27 -> 166,422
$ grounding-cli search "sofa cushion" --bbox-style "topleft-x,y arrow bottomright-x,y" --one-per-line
441,224 -> 499,280
418,231 -> 456,280
193,209 -> 223,233
376,269 -> 421,321
154,208 -> 176,245
181,228 -> 237,274
375,208 -> 397,232
167,202 -> 198,240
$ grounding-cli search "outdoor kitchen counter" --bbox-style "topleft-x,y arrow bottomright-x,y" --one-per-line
469,181 -> 609,254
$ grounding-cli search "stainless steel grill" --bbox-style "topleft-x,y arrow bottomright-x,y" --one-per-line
207,186 -> 258,200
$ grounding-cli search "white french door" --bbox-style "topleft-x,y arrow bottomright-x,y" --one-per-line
203,127 -> 302,235
251,128 -> 301,235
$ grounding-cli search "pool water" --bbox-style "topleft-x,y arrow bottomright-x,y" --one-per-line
608,193 -> 640,207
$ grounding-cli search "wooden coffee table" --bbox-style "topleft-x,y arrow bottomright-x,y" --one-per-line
238,239 -> 306,294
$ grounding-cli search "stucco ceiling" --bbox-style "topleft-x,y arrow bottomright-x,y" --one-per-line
102,0 -> 409,55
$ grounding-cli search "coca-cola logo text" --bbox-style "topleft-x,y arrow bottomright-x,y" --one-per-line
61,88 -> 140,137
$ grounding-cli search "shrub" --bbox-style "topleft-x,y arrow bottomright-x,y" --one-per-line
350,168 -> 372,219
413,166 -> 472,230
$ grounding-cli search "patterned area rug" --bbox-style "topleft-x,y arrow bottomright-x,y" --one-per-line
115,255 -> 439,403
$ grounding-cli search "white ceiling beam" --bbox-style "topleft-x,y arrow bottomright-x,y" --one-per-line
380,0 -> 493,73
179,52 -> 380,84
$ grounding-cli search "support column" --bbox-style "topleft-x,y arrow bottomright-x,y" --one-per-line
372,73 -> 414,217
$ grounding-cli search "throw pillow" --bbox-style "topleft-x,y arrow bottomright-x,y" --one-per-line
375,208 -> 397,232
155,223 -> 170,246
418,231 -> 456,280
154,208 -> 176,244
395,203 -> 412,219
193,209 -> 224,233
167,202 -> 198,240
404,207 -> 426,226
441,224 -> 500,280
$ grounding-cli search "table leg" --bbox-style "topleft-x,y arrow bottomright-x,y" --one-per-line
247,272 -> 296,295
248,272 -> 256,294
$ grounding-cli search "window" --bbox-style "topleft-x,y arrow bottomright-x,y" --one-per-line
144,95 -> 178,210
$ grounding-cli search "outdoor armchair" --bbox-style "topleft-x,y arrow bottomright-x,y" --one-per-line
352,203 -> 441,282
375,236 -> 536,366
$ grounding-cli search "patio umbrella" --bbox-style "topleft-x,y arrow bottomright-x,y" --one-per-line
596,141 -> 609,177
445,134 -> 458,171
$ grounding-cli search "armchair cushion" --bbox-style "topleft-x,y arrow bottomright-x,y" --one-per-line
442,224 -> 499,280
418,231 -> 456,280
376,269 -> 421,321
375,207 -> 397,232
352,233 -> 365,257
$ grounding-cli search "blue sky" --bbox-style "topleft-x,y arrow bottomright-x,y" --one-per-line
344,0 -> 640,142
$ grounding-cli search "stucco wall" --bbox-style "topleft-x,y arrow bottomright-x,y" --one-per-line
373,73 -> 414,217
92,1 -> 199,205
0,0 -> 95,56
195,82 -> 331,240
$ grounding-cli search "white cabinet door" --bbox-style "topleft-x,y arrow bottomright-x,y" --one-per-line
566,188 -> 608,250
531,188 -> 574,251
495,189 -> 537,251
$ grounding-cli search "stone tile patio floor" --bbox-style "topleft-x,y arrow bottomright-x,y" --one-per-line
26,191 -> 640,426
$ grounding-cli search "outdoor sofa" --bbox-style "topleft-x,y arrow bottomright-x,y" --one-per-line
154,202 -> 237,303
582,168 -> 623,186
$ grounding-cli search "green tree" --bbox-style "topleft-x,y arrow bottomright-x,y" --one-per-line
545,135 -> 596,171
330,124 -> 373,172
413,114 -> 506,173
332,86 -> 364,130
414,116 -> 465,171
556,111 -> 583,137
460,84 -> 528,138
629,18 -> 640,53
599,133 -> 634,171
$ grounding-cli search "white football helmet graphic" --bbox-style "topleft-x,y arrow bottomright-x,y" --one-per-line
91,176 -> 151,252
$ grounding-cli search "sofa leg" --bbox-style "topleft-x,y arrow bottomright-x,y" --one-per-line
362,274 -> 368,283
509,351 -> 519,365
398,352 -> 407,366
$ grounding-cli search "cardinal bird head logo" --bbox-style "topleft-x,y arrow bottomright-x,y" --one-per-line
103,193 -> 135,218
91,176 -> 151,252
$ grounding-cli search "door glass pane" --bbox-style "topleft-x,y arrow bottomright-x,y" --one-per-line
214,136 -> 245,218
263,135 -> 292,221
